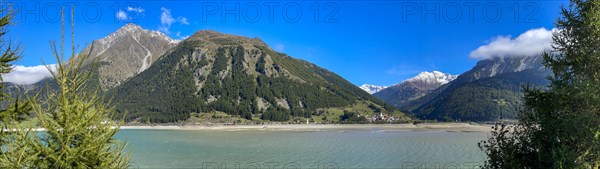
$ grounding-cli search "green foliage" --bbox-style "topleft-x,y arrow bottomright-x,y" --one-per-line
109,41 -> 203,123
0,9 -> 130,168
480,0 -> 600,168
0,2 -> 35,164
339,111 -> 367,124
255,56 -> 266,74
261,107 -> 290,121
368,104 -> 382,113
0,3 -> 29,122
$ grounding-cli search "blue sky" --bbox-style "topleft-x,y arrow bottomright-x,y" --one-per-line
6,0 -> 566,86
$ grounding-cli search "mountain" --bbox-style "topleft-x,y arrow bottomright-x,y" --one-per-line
108,30 -> 408,123
2,82 -> 35,98
359,84 -> 387,94
11,24 -> 177,103
78,23 -> 178,89
449,55 -> 545,84
374,71 -> 457,108
402,56 -> 551,121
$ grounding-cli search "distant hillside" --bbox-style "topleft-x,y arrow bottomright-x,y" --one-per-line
413,69 -> 550,121
359,84 -> 387,94
374,71 -> 457,108
109,30 -> 408,123
401,56 -> 551,121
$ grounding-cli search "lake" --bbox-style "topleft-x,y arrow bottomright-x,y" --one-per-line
115,129 -> 488,169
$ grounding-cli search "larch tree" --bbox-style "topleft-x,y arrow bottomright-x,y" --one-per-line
479,0 -> 600,168
0,7 -> 130,168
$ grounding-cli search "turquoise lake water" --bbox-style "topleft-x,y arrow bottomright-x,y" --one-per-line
115,129 -> 488,169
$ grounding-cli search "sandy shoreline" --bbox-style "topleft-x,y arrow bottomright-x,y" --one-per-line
119,123 -> 493,132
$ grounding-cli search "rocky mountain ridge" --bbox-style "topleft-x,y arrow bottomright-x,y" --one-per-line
374,71 -> 458,108
78,23 -> 178,89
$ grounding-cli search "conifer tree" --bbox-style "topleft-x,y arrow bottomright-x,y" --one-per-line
480,0 -> 600,168
0,7 -> 130,168
0,2 -> 33,164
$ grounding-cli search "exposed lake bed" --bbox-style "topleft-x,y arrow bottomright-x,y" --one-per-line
120,123 -> 493,132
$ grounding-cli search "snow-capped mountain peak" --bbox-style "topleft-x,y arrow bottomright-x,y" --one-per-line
104,23 -> 179,45
404,71 -> 458,85
77,23 -> 179,89
117,23 -> 142,32
360,84 -> 388,94
359,71 -> 457,95
371,70 -> 458,107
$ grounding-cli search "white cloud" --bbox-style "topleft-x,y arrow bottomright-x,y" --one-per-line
116,7 -> 144,21
470,28 -> 555,60
160,8 -> 175,25
178,17 -> 189,25
127,6 -> 144,13
274,43 -> 285,52
116,10 -> 129,21
176,31 -> 189,40
2,64 -> 57,84
159,7 -> 189,33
